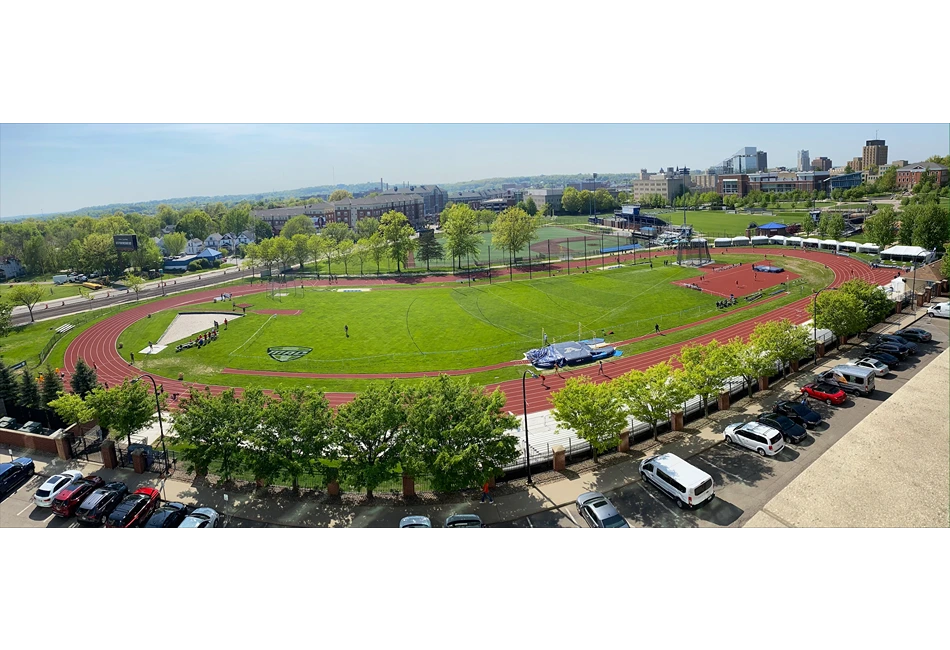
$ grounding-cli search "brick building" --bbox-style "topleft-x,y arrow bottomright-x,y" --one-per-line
378,185 -> 447,218
252,194 -> 426,233
811,156 -> 832,171
862,139 -> 888,170
896,162 -> 949,190
716,171 -> 830,197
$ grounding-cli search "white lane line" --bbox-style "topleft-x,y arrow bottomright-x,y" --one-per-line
563,509 -> 578,526
637,483 -> 684,518
695,457 -> 755,485
17,503 -> 33,516
526,517 -> 534,528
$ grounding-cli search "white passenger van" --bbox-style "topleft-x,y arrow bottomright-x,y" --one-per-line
821,364 -> 876,396
927,303 -> 949,319
639,453 -> 715,509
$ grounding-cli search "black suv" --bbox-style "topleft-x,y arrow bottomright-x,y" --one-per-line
0,457 -> 35,497
144,502 -> 189,528
876,334 -> 918,355
75,482 -> 129,525
772,399 -> 822,428
757,414 -> 807,444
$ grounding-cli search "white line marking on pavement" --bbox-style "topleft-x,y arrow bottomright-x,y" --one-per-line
638,483 -> 684,518
17,504 -> 33,516
563,509 -> 578,526
695,457 -> 755,485
527,517 -> 534,528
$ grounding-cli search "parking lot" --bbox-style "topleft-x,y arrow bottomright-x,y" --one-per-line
495,316 -> 949,528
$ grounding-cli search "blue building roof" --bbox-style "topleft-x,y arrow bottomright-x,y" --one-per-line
757,222 -> 787,230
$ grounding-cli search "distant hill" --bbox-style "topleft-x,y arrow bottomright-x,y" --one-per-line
2,172 -> 641,221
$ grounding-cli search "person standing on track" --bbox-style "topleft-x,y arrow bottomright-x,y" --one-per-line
129,352 -> 134,365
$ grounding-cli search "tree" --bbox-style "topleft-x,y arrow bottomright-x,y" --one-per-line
878,165 -> 898,193
307,235 -> 330,275
617,363 -> 689,441
80,233 -> 118,275
594,188 -> 615,212
162,231 -> 187,257
272,237 -> 294,272
677,341 -> 733,417
353,239 -> 372,275
441,203 -> 482,271
723,337 -> 777,400
291,233 -> 311,271
838,278 -> 894,331
807,290 -> 865,341
864,206 -> 898,248
23,235 -> 52,275
844,164 -> 854,174
221,203 -> 252,236
322,221 -> 353,244
379,210 -> 416,273
173,388 -> 251,480
18,367 -> 42,410
39,363 -> 63,410
401,375 -> 519,491
70,358 -> 98,397
492,206 -> 541,279
550,375 -> 627,462
238,390 -> 285,487
176,210 -> 214,241
329,189 -> 354,202
253,218 -> 274,241
414,230 -> 444,271
0,359 -> 18,406
315,235 -> 336,275
911,204 -> 950,251
541,203 -> 555,218
48,392 -> 94,435
262,389 -> 334,492
281,214 -> 317,239
750,319 -> 812,378
86,379 -> 155,445
368,232 -> 388,275
337,239 -> 356,275
333,381 -> 406,498
355,217 -> 380,240
524,196 -> 538,216
8,283 -> 45,322
0,300 -> 12,339
561,186 -> 582,214
131,237 -> 163,271
476,209 -> 496,232
123,272 -> 145,301
825,214 -> 846,240
897,206 -> 917,246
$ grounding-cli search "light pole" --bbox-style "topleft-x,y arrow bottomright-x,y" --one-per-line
132,374 -> 169,476
911,251 -> 927,315
522,370 -> 538,485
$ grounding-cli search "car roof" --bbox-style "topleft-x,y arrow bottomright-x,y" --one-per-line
650,453 -> 713,486
399,516 -> 431,527
445,514 -> 482,526
577,491 -> 605,505
133,487 -> 159,497
191,507 -> 217,517
12,457 -> 32,466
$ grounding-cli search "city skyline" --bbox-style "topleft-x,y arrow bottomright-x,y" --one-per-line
1,123 -> 946,219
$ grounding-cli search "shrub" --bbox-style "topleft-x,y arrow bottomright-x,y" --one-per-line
187,260 -> 202,272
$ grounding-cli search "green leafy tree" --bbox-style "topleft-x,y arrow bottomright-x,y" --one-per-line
561,186 -> 582,214
123,272 -> 145,301
291,233 -> 311,270
334,381 -> 407,499
825,214 -> 846,240
354,238 -> 372,275
0,300 -> 12,339
328,189 -> 354,202
550,375 -> 627,461
491,206 -> 541,280
172,388 -> 250,479
272,237 -> 294,272
80,233 -> 118,275
131,237 -> 164,271
677,341 -> 734,417
48,392 -> 94,435
402,375 -> 519,490
162,231 -> 187,257
476,209 -> 497,232
253,218 -> 274,240
263,389 -> 334,492
440,203 -> 482,271
723,337 -> 777,400
379,210 -> 416,273
617,362 -> 689,441
367,232 -> 388,275
911,204 -> 950,251
838,278 -> 894,331
307,235 -> 329,276
176,210 -> 214,241
0,360 -> 21,406
807,290 -> 865,341
524,196 -> 538,216
8,283 -> 46,322
18,367 -> 42,410
23,235 -> 53,275
877,166 -> 898,193
750,319 -> 812,378
281,214 -> 317,239
69,358 -> 98,397
897,206 -> 917,246
39,363 -> 63,410
415,230 -> 444,271
221,203 -> 252,236
864,206 -> 899,248
337,239 -> 356,275
86,379 -> 155,446
355,217 -> 380,240
594,188 -> 615,212
323,221 -> 354,244
238,390 -> 286,487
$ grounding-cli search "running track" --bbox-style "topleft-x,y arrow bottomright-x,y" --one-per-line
64,248 -> 897,415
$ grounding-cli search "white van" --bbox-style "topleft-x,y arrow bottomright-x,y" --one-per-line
821,364 -> 876,396
639,453 -> 715,508
927,303 -> 949,319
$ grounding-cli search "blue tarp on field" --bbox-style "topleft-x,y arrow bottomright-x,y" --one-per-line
752,265 -> 785,273
525,339 -> 616,368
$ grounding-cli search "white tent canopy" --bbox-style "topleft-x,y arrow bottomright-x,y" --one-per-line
802,238 -> 821,247
819,239 -> 839,249
838,241 -> 859,251
751,235 -> 770,244
732,236 -> 750,244
858,243 -> 879,253
786,237 -> 803,246
769,235 -> 787,244
880,245 -> 934,262
714,238 -> 732,247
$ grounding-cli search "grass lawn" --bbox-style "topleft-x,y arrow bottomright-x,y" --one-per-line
0,283 -> 85,303
120,253 -> 833,391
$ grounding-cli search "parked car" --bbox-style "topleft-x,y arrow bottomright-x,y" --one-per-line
51,475 -> 105,518
75,483 -> 129,525
178,507 -> 221,528
444,514 -> 484,528
756,414 -> 807,444
639,454 -> 715,509
19,421 -> 43,434
773,400 -> 823,428
817,365 -> 876,396
894,327 -> 932,343
34,470 -> 84,507
0,416 -> 18,430
0,457 -> 35,496
144,502 -> 189,528
876,334 -> 918,355
850,357 -> 889,377
575,491 -> 629,527
867,342 -> 908,360
800,382 -> 847,405
105,487 -> 160,528
724,421 -> 786,456
398,516 -> 432,528
926,303 -> 949,319
864,350 -> 900,369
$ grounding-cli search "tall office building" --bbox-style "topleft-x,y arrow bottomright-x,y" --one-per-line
717,147 -> 768,174
862,139 -> 888,170
797,150 -> 811,171
812,156 -> 832,171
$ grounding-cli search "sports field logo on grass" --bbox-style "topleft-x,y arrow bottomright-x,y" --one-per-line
267,346 -> 313,362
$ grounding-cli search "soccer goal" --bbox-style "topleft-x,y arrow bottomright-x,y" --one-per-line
675,238 -> 712,266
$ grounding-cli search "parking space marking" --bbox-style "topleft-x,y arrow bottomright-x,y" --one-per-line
526,517 -> 534,528
562,508 -> 578,526
693,456 -> 756,486
16,503 -> 33,516
637,482 -> 686,519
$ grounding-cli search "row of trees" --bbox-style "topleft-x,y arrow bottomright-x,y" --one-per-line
807,279 -> 893,343
863,203 -> 949,251
0,357 -> 98,417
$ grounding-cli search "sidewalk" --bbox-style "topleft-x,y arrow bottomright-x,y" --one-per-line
3,308 -> 935,528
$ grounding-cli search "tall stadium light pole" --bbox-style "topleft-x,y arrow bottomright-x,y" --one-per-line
131,374 -> 169,476
522,370 -> 538,485
911,251 -> 927,315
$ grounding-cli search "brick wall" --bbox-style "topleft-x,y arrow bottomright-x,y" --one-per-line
0,427 -> 59,455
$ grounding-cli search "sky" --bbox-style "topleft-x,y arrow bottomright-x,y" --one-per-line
1,123 -> 946,219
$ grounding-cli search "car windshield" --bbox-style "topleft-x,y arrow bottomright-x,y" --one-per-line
191,513 -> 210,521
602,515 -> 627,528
774,416 -> 794,428
769,433 -> 783,444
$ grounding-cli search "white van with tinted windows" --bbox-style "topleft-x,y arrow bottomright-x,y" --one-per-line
639,453 -> 715,508
821,364 -> 876,396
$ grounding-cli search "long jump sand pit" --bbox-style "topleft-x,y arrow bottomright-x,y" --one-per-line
157,312 -> 242,346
